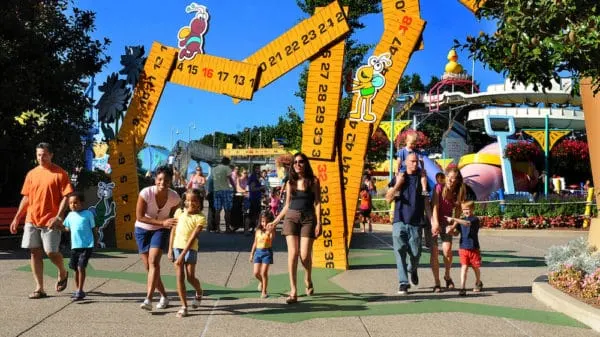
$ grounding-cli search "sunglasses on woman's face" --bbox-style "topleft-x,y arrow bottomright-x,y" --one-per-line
294,160 -> 305,164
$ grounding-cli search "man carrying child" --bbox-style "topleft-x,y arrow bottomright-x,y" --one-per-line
386,153 -> 425,295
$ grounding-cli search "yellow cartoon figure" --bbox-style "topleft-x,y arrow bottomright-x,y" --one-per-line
348,53 -> 392,123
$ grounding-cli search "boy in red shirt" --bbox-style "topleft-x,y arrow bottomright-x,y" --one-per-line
445,201 -> 483,296
359,186 -> 372,233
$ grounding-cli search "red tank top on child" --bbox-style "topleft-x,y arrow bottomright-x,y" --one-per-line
436,184 -> 455,227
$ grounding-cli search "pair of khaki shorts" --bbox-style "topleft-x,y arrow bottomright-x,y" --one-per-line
282,209 -> 316,238
21,223 -> 61,253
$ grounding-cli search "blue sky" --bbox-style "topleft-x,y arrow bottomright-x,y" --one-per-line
80,0 -> 504,151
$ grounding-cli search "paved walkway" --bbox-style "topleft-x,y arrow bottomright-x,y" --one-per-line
0,226 -> 597,337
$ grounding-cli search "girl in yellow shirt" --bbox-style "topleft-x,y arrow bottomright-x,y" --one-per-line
168,189 -> 206,318
249,211 -> 276,298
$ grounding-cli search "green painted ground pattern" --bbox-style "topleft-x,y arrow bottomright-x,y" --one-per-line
16,248 -> 586,328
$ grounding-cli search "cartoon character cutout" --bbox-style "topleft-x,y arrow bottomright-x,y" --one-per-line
177,3 -> 209,61
88,181 -> 116,249
349,53 -> 392,123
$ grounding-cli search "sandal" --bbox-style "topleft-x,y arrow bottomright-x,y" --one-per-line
285,295 -> 298,304
56,272 -> 68,292
444,276 -> 455,290
28,290 -> 48,299
176,307 -> 188,318
458,288 -> 467,296
473,281 -> 483,292
305,282 -> 314,296
432,285 -> 442,293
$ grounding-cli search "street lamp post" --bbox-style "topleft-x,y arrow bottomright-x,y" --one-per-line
188,122 -> 196,142
171,127 -> 181,149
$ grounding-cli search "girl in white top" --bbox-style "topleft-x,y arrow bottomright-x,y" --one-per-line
135,166 -> 180,311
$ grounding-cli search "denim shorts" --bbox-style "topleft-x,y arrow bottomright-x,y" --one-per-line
69,248 -> 93,270
173,248 -> 198,264
214,190 -> 233,211
134,227 -> 169,253
253,248 -> 273,264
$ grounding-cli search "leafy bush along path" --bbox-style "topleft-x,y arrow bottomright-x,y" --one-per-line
15,248 -> 584,327
546,237 -> 600,308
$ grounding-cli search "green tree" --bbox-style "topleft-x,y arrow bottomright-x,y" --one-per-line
397,75 -> 412,93
417,118 -> 447,153
196,108 -> 303,152
424,75 -> 441,92
197,132 -> 241,150
397,73 -> 426,93
0,0 -> 109,203
366,127 -> 390,164
409,73 -> 425,92
273,106 -> 304,151
457,0 -> 600,93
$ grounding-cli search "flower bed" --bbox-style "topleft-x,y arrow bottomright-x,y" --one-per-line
362,214 -> 589,228
546,238 -> 600,309
480,215 -> 587,229
362,194 -> 596,227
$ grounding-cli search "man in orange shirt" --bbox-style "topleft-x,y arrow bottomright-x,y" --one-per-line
10,143 -> 73,299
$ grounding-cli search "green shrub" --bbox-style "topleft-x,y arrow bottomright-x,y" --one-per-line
545,237 -> 600,275
372,199 -> 389,212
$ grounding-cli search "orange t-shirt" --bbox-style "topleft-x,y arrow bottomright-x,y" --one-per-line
22,164 -> 73,227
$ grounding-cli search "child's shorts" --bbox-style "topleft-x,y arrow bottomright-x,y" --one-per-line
253,248 -> 273,264
69,248 -> 93,270
173,248 -> 198,264
360,209 -> 371,217
459,248 -> 481,268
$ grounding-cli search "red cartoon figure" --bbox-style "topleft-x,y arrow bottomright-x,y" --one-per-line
177,3 -> 209,61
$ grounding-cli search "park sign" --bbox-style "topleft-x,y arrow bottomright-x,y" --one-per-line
221,147 -> 289,157
442,121 -> 470,164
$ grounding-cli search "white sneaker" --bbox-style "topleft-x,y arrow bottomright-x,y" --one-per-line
156,296 -> 170,309
140,299 -> 152,311
191,297 -> 201,309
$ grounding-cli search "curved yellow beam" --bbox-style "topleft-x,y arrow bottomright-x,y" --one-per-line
458,153 -> 502,169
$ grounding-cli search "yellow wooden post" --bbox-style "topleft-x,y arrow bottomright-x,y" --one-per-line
581,78 -> 600,248
584,187 -> 594,228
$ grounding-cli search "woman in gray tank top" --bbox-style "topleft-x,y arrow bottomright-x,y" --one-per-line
268,153 -> 322,304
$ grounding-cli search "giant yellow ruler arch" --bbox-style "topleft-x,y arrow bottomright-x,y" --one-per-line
110,1 -> 351,250
110,0 -> 485,269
